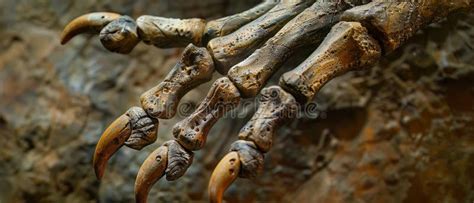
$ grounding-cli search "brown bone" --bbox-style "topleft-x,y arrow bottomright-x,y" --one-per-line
341,0 -> 473,53
227,1 -> 361,98
99,16 -> 140,54
280,21 -> 382,103
137,16 -> 206,48
140,44 -> 214,119
207,0 -> 315,74
229,140 -> 264,178
173,77 -> 241,151
238,86 -> 298,152
202,0 -> 279,44
163,140 -> 194,181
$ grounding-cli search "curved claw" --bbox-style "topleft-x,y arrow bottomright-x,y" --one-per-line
93,114 -> 132,179
208,152 -> 241,203
60,12 -> 121,44
135,146 -> 168,203
93,107 -> 159,180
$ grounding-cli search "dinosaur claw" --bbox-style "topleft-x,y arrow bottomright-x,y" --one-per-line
208,152 -> 241,203
93,114 -> 131,180
135,146 -> 169,203
60,12 -> 121,44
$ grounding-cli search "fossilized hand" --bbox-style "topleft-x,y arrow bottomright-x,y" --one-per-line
61,0 -> 473,202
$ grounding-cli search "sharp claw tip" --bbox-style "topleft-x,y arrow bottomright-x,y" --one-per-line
92,114 -> 132,181
208,152 -> 241,203
134,146 -> 168,203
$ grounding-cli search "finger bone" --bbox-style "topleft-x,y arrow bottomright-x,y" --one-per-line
99,16 -> 140,54
202,0 -> 279,44
280,21 -> 381,103
239,86 -> 298,152
137,16 -> 206,48
173,77 -> 241,151
163,140 -> 194,181
140,44 -> 214,119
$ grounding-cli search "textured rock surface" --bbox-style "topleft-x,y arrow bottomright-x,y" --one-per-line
0,1 -> 473,203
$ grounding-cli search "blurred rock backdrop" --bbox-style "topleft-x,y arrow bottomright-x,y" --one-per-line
0,0 -> 473,202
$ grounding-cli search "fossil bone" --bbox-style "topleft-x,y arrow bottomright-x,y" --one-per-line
202,0 -> 279,44
140,44 -> 214,119
163,140 -> 194,180
280,21 -> 382,103
238,86 -> 298,152
137,16 -> 206,48
93,107 -> 158,179
173,77 -> 241,151
227,0 -> 359,98
99,16 -> 140,54
60,12 -> 121,44
207,0 -> 315,74
341,0 -> 474,52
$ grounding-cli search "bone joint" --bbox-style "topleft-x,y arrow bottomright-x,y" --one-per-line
99,16 -> 140,54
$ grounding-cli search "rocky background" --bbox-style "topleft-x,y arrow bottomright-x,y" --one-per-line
0,1 -> 473,203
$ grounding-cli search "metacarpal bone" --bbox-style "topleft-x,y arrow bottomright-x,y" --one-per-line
280,21 -> 381,103
228,0 -> 359,98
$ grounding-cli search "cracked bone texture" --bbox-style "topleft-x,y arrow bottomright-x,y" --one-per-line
239,86 -> 298,152
99,16 -> 140,54
123,107 -> 159,150
173,77 -> 241,151
202,0 -> 279,44
137,16 -> 206,48
207,0 -> 315,74
140,44 -> 214,119
341,0 -> 474,53
228,0 -> 359,98
229,140 -> 264,179
163,140 -> 194,181
280,21 -> 381,103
